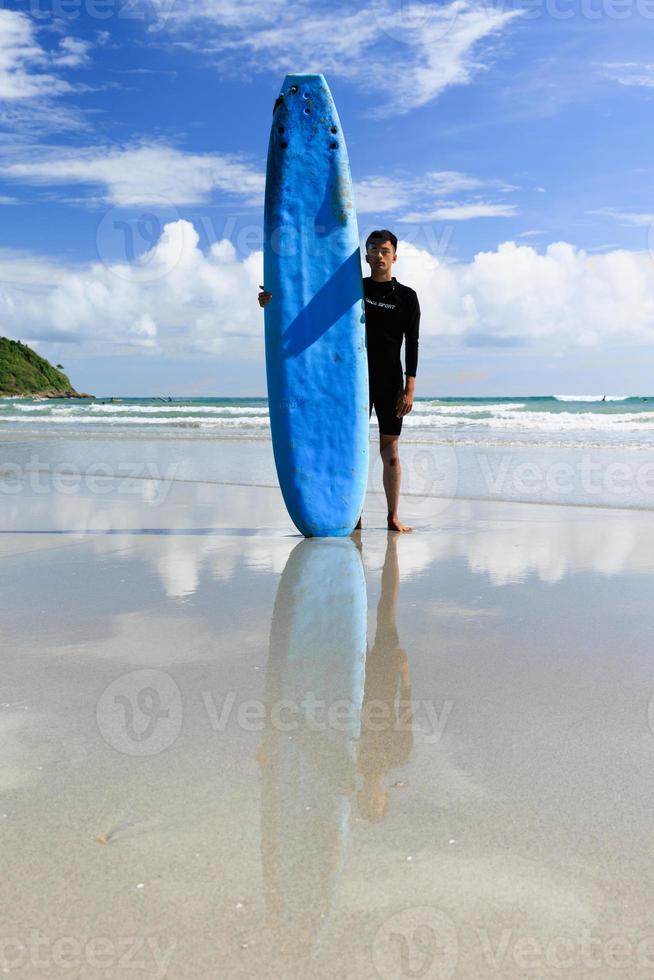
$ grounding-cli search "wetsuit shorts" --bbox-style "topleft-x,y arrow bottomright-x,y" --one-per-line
369,377 -> 404,437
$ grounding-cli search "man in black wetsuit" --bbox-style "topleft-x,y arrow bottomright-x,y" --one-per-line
361,229 -> 419,532
258,228 -> 420,533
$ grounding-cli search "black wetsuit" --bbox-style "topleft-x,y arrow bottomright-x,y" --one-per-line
363,276 -> 420,436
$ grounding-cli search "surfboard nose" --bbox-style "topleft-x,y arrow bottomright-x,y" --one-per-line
281,73 -> 327,89
274,74 -> 332,118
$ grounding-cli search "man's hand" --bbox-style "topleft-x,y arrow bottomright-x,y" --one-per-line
396,382 -> 415,418
258,286 -> 273,309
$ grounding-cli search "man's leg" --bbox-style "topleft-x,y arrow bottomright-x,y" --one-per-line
380,433 -> 412,533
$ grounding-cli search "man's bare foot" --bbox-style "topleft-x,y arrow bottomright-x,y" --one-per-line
388,515 -> 412,533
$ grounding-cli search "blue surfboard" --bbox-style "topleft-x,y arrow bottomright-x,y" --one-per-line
264,73 -> 369,537
260,539 -> 367,963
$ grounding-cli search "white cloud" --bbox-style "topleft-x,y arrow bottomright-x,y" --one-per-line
400,202 -> 518,222
600,62 -> 654,88
423,502 -> 654,586
354,171 -> 484,214
392,239 -> 654,349
374,1 -> 522,113
53,37 -> 92,69
588,208 -> 654,227
146,0 -> 521,114
5,143 -> 266,206
3,225 -> 654,357
4,141 -> 515,219
15,481 -> 654,598
0,10 -> 90,102
0,10 -> 71,100
0,222 -> 264,353
6,143 -> 515,218
0,99 -> 86,137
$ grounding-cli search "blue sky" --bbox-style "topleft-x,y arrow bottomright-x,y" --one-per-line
1,0 -> 654,396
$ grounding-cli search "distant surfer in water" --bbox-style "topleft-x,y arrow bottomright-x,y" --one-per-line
258,228 -> 420,533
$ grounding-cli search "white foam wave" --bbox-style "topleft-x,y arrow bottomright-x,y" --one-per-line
8,402 -> 268,415
3,401 -> 654,440
402,410 -> 654,431
553,395 -> 630,402
412,402 -> 527,415
2,415 -> 271,427
87,404 -> 268,415
6,403 -> 58,411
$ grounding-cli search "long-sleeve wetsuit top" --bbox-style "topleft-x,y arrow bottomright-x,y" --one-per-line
363,276 -> 420,387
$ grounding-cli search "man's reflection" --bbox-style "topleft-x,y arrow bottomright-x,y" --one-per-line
258,534 -> 414,968
357,533 -> 413,822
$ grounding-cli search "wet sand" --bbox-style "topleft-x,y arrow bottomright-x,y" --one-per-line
1,473 -> 654,978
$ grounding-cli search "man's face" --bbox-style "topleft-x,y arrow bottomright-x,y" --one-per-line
365,239 -> 396,275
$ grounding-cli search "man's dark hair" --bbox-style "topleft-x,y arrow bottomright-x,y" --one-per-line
366,229 -> 398,252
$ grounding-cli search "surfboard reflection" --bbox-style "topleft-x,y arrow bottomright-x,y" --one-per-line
258,538 -> 365,966
258,534 -> 414,967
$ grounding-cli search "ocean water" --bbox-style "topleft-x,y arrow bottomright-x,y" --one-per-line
1,395 -> 654,448
2,395 -> 654,512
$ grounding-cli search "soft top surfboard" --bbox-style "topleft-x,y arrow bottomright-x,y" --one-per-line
260,539 -> 366,960
264,73 -> 369,538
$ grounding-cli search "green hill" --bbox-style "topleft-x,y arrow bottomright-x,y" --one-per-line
0,338 -> 93,398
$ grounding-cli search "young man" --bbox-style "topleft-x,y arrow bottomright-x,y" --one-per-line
258,228 -> 420,533
361,229 -> 419,532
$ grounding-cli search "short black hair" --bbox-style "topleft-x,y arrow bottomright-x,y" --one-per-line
365,229 -> 398,252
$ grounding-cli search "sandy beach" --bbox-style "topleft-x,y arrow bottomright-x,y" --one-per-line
2,445 -> 654,979
4,0 -> 654,970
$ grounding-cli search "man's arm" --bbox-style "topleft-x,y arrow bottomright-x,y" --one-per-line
397,291 -> 420,417
404,290 -> 420,380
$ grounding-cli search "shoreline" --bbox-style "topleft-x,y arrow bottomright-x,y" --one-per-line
2,432 -> 654,513
0,391 -> 95,399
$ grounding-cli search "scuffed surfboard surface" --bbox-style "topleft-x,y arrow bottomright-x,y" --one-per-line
264,73 -> 368,537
